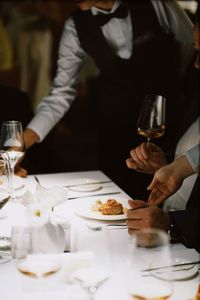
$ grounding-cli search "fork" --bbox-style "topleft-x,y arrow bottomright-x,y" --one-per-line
86,222 -> 127,231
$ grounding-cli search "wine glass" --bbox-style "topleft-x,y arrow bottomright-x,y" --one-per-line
72,223 -> 111,299
137,95 -> 166,142
0,154 -> 12,264
0,121 -> 25,201
127,228 -> 173,300
0,192 -> 11,263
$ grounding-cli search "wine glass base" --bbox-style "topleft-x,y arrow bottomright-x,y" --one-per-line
0,251 -> 11,264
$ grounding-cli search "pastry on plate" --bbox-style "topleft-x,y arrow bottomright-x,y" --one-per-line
99,199 -> 123,215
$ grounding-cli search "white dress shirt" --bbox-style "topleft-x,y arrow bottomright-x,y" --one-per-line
163,117 -> 200,211
27,0 -> 193,141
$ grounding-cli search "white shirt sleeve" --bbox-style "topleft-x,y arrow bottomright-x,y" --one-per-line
27,17 -> 87,141
185,144 -> 200,173
151,0 -> 194,76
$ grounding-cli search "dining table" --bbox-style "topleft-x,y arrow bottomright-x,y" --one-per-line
0,170 -> 199,300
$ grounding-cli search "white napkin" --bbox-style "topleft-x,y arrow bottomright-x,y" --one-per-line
16,185 -> 67,254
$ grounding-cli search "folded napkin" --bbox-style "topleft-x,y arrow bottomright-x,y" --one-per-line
15,185 -> 67,254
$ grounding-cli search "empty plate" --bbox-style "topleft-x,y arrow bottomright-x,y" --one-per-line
67,178 -> 102,192
151,259 -> 199,281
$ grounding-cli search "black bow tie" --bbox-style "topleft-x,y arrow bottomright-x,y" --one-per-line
94,4 -> 128,27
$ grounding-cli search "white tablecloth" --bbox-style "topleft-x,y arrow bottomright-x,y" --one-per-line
0,171 -> 199,300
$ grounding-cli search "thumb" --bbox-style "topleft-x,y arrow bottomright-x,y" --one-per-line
147,178 -> 158,191
128,199 -> 148,209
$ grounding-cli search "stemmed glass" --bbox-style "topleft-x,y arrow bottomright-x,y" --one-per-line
0,121 -> 25,201
137,95 -> 166,142
72,223 -> 111,299
127,228 -> 173,300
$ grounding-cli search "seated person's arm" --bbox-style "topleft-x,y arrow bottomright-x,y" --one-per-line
127,200 -> 200,253
147,146 -> 198,206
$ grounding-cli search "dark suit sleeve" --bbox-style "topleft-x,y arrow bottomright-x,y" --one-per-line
169,209 -> 200,253
169,175 -> 200,253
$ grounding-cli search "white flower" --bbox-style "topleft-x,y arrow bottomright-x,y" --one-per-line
25,202 -> 50,227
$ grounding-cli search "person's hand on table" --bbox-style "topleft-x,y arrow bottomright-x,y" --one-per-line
126,142 -> 167,174
147,155 -> 195,206
127,199 -> 170,235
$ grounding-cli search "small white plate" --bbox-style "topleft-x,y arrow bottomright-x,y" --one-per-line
151,259 -> 199,281
67,178 -> 102,192
0,175 -> 24,191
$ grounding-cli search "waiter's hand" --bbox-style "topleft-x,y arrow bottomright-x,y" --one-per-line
126,142 -> 166,174
14,128 -> 40,177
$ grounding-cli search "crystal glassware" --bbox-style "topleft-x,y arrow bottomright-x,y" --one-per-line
137,95 -> 166,142
0,121 -> 25,201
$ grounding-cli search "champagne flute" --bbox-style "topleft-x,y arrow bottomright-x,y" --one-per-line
137,95 -> 166,142
127,228 -> 173,300
0,121 -> 25,201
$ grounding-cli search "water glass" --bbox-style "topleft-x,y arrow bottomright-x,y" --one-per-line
127,228 -> 173,300
11,226 -> 32,259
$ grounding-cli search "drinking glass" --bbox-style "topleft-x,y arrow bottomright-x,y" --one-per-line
0,154 -> 11,264
0,121 -> 25,201
137,95 -> 166,142
127,228 -> 173,300
72,223 -> 111,299
0,156 -> 10,219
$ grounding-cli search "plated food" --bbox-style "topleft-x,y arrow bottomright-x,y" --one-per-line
91,199 -> 126,215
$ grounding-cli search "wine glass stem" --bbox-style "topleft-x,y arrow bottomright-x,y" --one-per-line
8,166 -> 15,201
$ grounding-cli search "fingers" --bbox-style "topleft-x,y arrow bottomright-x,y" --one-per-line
128,199 -> 148,209
148,191 -> 167,206
15,166 -> 28,177
126,158 -> 150,173
129,144 -> 148,168
147,178 -> 158,191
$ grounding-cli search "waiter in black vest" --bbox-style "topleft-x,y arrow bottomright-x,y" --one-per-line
22,0 -> 194,198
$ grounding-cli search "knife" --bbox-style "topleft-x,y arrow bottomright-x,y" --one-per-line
142,260 -> 200,272
65,180 -> 112,188
68,191 -> 121,200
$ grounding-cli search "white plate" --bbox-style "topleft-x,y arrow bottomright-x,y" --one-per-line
67,178 -> 102,192
0,192 -> 10,202
151,258 -> 199,281
0,175 -> 24,191
75,198 -> 127,221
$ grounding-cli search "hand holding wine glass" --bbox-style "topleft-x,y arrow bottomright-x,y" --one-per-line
137,95 -> 166,142
0,121 -> 25,201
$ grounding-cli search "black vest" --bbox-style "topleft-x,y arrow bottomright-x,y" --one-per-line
73,1 -> 192,151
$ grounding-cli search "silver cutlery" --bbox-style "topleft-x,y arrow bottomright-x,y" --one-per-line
65,180 -> 112,188
34,176 -> 42,186
68,191 -> 121,200
86,222 -> 127,231
142,260 -> 200,273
